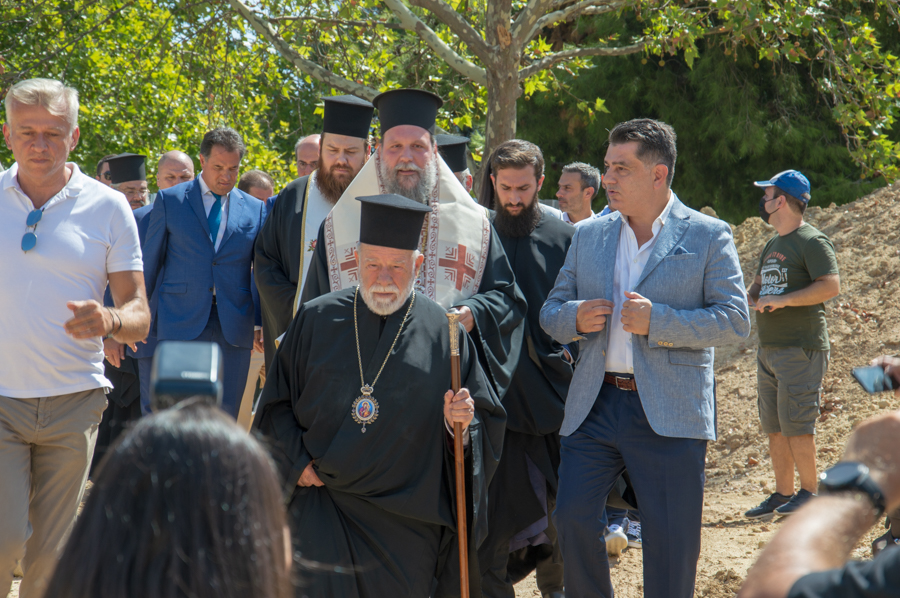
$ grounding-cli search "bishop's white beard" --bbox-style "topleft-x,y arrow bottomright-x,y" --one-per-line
378,154 -> 438,205
360,275 -> 417,316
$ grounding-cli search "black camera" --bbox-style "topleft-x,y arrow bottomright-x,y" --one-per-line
150,341 -> 224,411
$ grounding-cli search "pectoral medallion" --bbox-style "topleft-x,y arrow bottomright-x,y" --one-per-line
351,385 -> 379,433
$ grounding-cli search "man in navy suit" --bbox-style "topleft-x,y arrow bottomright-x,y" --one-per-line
541,119 -> 750,598
142,128 -> 265,417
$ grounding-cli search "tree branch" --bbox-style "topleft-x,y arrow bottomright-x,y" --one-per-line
518,41 -> 645,79
521,0 -> 625,46
408,0 -> 494,67
511,0 -> 555,48
269,15 -> 405,30
227,0 -> 379,100
381,0 -> 488,85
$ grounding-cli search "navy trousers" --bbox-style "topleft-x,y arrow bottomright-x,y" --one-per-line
554,383 -> 707,598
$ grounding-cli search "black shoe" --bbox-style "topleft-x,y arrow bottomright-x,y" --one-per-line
774,489 -> 816,516
745,492 -> 793,520
872,529 -> 900,556
542,592 -> 565,598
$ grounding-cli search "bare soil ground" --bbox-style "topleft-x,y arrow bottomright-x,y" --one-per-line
515,181 -> 900,597
8,184 -> 900,598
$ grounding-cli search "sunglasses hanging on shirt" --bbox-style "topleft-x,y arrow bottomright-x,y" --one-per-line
22,208 -> 43,252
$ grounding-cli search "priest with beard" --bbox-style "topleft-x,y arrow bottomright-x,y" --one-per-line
254,194 -> 506,598
475,140 -> 574,598
254,95 -> 374,365
301,88 -> 526,400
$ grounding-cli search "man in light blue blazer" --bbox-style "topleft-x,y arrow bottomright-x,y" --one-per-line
142,128 -> 265,417
540,119 -> 750,598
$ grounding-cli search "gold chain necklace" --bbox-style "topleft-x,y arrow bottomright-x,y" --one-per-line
351,286 -> 416,433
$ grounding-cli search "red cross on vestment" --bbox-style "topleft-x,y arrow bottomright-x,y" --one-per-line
340,250 -> 358,282
439,244 -> 477,291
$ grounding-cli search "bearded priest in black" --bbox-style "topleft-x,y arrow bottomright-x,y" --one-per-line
477,140 -> 575,598
254,194 -> 507,598
300,89 -> 526,400
254,95 -> 374,366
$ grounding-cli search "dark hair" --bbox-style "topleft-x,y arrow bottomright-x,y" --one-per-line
561,162 -> 601,200
478,139 -> 544,209
96,153 -> 117,176
44,402 -> 291,598
774,185 -> 807,215
238,170 -> 275,194
608,119 -> 677,187
200,127 -> 246,160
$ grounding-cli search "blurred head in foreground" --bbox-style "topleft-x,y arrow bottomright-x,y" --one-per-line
45,401 -> 291,598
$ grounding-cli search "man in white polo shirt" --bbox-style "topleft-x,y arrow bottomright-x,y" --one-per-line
0,78 -> 150,598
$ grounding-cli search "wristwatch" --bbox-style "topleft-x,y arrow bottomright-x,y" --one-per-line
818,462 -> 886,517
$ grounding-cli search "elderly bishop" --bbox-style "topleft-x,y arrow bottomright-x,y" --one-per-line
255,194 -> 506,597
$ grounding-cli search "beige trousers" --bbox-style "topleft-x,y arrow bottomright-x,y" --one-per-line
0,388 -> 107,598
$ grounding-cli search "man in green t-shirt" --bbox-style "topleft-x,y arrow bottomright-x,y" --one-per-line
744,170 -> 841,520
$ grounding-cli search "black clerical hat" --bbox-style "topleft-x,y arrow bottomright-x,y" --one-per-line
107,153 -> 146,183
372,89 -> 443,135
357,194 -> 432,251
435,134 -> 470,172
322,95 -> 375,139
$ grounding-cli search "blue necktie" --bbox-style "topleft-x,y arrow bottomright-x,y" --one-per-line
208,192 -> 222,245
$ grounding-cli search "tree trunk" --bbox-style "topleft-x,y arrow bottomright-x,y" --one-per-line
477,0 -> 521,201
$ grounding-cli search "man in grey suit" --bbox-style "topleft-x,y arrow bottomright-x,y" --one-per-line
540,119 -> 750,598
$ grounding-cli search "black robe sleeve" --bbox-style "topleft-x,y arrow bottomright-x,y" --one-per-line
454,227 -> 527,400
254,176 -> 309,367
251,309 -> 313,499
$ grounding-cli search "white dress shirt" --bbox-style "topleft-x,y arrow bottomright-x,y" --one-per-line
605,193 -> 675,374
561,209 -> 594,225
197,174 -> 229,251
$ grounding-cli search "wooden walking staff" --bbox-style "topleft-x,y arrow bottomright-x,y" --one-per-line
446,308 -> 470,598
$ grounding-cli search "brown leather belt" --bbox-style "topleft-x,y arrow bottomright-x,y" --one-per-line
604,373 -> 638,392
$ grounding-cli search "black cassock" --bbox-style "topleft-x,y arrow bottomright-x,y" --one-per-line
478,210 -> 575,596
253,287 -> 507,598
254,175 -> 311,366
300,221 -> 527,400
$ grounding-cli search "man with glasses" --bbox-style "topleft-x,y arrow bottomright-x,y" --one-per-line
108,153 -> 149,209
0,78 -> 150,597
94,153 -> 116,187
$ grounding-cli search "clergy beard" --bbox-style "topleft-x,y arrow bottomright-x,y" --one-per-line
379,155 -> 438,205
493,194 -> 541,238
360,276 -> 416,316
315,157 -> 355,205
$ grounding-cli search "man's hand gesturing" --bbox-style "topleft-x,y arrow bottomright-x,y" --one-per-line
576,299 -> 614,334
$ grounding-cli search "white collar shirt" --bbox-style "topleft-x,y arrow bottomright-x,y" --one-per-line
561,209 -> 594,225
197,173 -> 230,252
605,192 -> 675,374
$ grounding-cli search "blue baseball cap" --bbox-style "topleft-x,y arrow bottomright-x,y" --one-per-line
753,170 -> 811,203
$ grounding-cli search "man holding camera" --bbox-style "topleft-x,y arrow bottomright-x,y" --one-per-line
745,170 -> 840,520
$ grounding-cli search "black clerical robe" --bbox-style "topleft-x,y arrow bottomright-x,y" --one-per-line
478,210 -> 574,596
300,221 -> 527,400
253,287 -> 507,598
254,175 -> 310,365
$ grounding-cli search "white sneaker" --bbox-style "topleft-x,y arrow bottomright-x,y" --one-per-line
626,521 -> 642,549
604,524 -> 628,556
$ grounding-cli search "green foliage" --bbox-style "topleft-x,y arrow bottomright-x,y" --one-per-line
0,0 -> 321,190
520,32 -> 888,223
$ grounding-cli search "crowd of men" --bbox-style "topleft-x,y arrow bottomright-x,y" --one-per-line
2,75 -> 900,598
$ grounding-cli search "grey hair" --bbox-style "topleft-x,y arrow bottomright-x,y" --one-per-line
454,169 -> 471,186
356,242 -> 421,260
4,78 -> 79,133
199,127 -> 246,159
561,162 -> 601,200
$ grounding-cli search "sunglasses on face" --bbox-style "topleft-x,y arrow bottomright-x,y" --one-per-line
22,208 -> 42,252
102,172 -> 112,180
